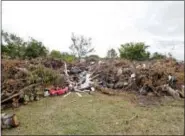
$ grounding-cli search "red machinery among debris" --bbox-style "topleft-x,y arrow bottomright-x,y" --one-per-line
49,87 -> 69,95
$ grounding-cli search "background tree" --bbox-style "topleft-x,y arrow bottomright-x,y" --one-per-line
106,48 -> 117,59
24,38 -> 48,59
60,52 -> 76,63
50,50 -> 62,59
151,52 -> 166,60
2,30 -> 49,59
2,30 -> 26,59
49,50 -> 76,63
69,33 -> 95,59
119,42 -> 150,61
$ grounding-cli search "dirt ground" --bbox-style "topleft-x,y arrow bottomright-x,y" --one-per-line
2,92 -> 184,135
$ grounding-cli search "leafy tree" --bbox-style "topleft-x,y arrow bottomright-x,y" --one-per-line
69,33 -> 95,58
2,30 -> 26,58
151,52 -> 166,60
50,50 -> 62,58
60,52 -> 76,63
119,42 -> 150,61
24,38 -> 48,59
106,48 -> 117,58
2,30 -> 48,59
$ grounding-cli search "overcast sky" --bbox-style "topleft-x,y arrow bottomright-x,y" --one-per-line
2,1 -> 184,60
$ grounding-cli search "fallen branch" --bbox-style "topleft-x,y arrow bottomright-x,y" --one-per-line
1,83 -> 40,104
15,67 -> 29,74
64,62 -> 69,77
90,74 -> 100,80
163,84 -> 180,99
63,92 -> 71,98
74,90 -> 88,93
125,114 -> 138,124
76,92 -> 82,97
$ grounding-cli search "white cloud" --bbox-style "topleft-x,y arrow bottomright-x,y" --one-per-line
2,1 -> 184,60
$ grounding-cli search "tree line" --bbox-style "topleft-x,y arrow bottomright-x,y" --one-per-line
1,30 -> 172,61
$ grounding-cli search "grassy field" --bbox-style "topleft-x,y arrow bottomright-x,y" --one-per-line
2,92 -> 184,135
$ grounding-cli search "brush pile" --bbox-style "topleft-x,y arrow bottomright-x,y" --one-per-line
1,57 -> 184,109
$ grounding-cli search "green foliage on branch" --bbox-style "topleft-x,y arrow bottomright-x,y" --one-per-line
25,38 -> 48,59
151,52 -> 166,60
119,42 -> 150,61
50,50 -> 62,59
49,50 -> 76,63
2,30 -> 48,59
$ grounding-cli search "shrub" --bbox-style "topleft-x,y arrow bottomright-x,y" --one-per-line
119,42 -> 150,61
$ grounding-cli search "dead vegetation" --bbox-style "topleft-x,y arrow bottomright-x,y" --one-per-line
1,57 -> 184,110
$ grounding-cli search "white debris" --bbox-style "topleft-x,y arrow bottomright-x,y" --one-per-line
91,87 -> 95,91
63,92 -> 71,98
15,67 -> 29,73
123,82 -> 128,86
98,60 -> 105,65
80,73 -> 92,89
182,85 -> 185,90
76,92 -> 82,97
136,65 -> 141,69
131,73 -> 136,78
80,59 -> 86,63
44,91 -> 50,97
168,75 -> 172,81
163,84 -> 180,99
142,64 -> 146,69
117,68 -> 122,76
90,61 -> 95,65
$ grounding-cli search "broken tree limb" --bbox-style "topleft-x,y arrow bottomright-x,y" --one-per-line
125,114 -> 138,124
1,90 -> 16,97
15,67 -> 29,74
63,62 -> 75,86
74,90 -> 87,93
74,87 -> 82,92
1,83 -> 40,104
64,62 -> 69,77
76,92 -> 82,97
90,74 -> 100,80
163,84 -> 180,99
63,92 -> 71,98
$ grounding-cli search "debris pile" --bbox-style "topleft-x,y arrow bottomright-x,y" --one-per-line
67,58 -> 184,98
1,59 -> 65,109
1,58 -> 184,110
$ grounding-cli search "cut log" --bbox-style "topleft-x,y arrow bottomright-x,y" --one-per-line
1,113 -> 19,129
163,85 -> 180,99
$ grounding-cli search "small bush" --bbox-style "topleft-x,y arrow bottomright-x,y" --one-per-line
29,64 -> 62,85
151,52 -> 166,60
119,42 -> 150,61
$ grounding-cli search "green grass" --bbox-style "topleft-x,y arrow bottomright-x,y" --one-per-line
2,92 -> 184,135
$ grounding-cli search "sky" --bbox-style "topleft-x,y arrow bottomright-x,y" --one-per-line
2,1 -> 184,60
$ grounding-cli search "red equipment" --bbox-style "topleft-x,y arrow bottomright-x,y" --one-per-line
49,87 -> 68,96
